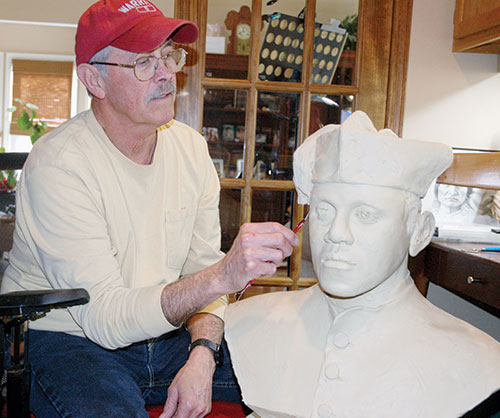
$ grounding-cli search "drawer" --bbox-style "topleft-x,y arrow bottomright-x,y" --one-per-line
428,250 -> 500,311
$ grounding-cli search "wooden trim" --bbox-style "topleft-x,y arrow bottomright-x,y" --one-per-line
385,0 -> 413,135
239,0 -> 263,224
174,0 -> 207,131
356,0 -> 394,130
220,178 -> 245,189
202,78 -> 251,90
437,152 -> 500,190
309,84 -> 358,95
290,199 -> 305,290
249,179 -> 295,191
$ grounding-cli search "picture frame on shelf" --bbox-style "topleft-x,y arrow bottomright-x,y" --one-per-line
222,124 -> 235,142
255,132 -> 267,144
212,158 -> 224,178
206,127 -> 219,142
235,125 -> 245,143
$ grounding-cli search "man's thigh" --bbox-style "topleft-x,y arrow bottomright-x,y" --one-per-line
28,329 -> 150,418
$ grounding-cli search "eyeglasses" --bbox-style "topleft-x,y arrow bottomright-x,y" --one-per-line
90,48 -> 187,81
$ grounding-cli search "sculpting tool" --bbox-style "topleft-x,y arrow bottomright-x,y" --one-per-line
236,212 -> 310,301
462,246 -> 500,253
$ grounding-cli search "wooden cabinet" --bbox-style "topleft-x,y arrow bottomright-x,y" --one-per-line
421,241 -> 500,316
174,0 -> 414,291
453,0 -> 500,53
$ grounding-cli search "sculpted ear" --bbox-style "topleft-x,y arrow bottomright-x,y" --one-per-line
77,64 -> 106,100
409,211 -> 435,257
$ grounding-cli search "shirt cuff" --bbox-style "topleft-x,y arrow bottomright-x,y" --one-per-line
135,284 -> 178,337
198,295 -> 228,321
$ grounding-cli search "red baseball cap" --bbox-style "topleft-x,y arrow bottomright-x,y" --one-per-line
75,0 -> 199,65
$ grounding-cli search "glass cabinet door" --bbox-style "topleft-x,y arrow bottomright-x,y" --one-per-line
174,0 -> 413,292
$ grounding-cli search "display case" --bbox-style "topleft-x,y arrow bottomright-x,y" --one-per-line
174,0 -> 413,293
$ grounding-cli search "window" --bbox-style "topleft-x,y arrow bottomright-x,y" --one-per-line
3,53 -> 78,152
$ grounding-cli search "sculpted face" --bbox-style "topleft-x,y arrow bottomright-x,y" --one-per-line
103,43 -> 177,130
436,184 -> 468,209
309,183 -> 411,297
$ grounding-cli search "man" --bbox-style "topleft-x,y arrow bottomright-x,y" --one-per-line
0,1 -> 298,417
224,111 -> 500,418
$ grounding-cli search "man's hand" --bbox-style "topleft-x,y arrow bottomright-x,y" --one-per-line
161,222 -> 299,327
159,347 -> 215,418
218,222 -> 299,293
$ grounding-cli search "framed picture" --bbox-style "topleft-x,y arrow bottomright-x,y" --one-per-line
206,127 -> 219,142
222,124 -> 235,142
255,132 -> 267,144
421,179 -> 500,242
212,158 -> 224,178
235,125 -> 245,142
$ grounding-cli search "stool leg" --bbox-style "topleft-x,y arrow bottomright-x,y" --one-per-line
6,323 -> 30,418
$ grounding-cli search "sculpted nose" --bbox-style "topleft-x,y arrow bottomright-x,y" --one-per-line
324,213 -> 354,246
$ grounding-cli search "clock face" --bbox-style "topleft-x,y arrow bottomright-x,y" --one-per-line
236,23 -> 251,40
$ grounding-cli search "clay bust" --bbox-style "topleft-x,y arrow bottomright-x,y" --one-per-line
224,111 -> 500,418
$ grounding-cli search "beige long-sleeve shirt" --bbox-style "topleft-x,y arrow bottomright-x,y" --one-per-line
1,110 -> 227,349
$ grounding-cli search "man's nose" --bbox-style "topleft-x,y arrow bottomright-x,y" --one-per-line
324,213 -> 354,246
154,58 -> 175,82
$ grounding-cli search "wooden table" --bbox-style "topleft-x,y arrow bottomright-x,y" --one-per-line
410,240 -> 500,318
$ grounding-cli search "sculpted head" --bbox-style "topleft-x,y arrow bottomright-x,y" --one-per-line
293,112 -> 453,297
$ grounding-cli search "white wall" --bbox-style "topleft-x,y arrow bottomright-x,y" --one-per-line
403,0 -> 500,151
403,0 -> 500,341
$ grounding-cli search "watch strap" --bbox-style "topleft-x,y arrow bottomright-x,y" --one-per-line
188,338 -> 223,367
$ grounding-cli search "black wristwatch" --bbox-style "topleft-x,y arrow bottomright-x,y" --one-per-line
188,338 -> 224,367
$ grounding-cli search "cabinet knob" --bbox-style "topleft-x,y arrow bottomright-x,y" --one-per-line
467,276 -> 483,285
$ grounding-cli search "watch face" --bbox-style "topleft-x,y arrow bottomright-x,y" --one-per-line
236,23 -> 251,40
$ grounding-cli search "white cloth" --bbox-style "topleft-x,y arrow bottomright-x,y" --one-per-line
225,276 -> 500,418
1,110 -> 226,349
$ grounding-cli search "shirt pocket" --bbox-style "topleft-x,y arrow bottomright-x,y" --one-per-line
165,205 -> 197,269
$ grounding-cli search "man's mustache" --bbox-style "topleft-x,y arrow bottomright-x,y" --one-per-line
146,82 -> 177,103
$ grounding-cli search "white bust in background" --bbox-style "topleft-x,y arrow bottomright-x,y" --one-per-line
224,111 -> 500,418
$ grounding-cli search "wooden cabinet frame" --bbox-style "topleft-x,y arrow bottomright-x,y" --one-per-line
174,0 -> 413,290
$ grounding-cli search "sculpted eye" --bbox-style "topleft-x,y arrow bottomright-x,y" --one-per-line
353,206 -> 378,223
316,202 -> 335,220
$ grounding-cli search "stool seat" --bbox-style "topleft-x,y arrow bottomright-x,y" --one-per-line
0,289 -> 89,317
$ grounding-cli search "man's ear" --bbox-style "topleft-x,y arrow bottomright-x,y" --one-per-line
409,211 -> 435,257
77,64 -> 106,99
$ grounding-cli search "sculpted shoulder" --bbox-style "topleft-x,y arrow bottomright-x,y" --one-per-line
224,285 -> 326,330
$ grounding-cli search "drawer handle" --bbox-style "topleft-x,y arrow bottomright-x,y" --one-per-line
467,276 -> 484,285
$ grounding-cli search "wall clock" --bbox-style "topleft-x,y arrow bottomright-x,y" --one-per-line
225,6 -> 252,55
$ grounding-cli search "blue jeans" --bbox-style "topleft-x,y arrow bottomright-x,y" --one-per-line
27,329 -> 242,418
